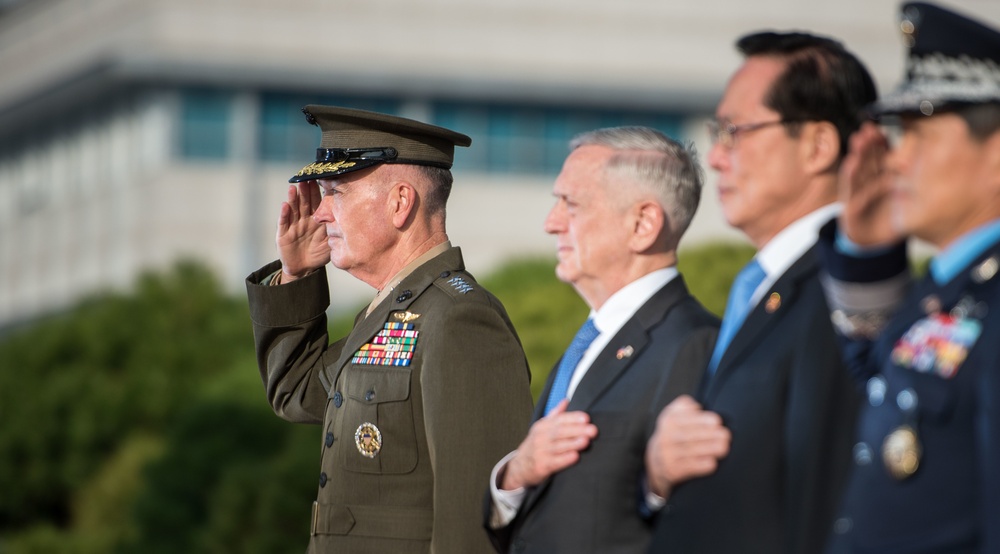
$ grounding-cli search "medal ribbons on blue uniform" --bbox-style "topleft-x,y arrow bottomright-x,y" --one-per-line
351,322 -> 419,366
890,313 -> 982,378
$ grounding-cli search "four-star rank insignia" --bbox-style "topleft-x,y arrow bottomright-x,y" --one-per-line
351,320 -> 420,366
355,422 -> 382,458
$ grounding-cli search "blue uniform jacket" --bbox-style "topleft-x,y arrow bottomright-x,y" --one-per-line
819,221 -> 1000,554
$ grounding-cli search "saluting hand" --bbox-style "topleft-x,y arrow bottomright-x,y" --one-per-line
645,395 -> 731,499
501,400 -> 599,491
276,181 -> 330,282
838,122 -> 900,247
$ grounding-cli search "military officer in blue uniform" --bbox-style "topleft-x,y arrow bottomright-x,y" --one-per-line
818,3 -> 1000,552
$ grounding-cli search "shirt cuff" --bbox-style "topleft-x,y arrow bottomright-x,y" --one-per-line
642,474 -> 667,513
488,451 -> 526,529
264,268 -> 283,286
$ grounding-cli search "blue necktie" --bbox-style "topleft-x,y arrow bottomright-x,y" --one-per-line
544,318 -> 600,415
708,259 -> 766,374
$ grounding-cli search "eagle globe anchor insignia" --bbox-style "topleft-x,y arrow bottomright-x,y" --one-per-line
355,422 -> 382,458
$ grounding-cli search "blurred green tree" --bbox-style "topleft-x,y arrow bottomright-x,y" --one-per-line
0,261 -> 253,550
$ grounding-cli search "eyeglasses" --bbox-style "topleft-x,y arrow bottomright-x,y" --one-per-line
707,119 -> 797,148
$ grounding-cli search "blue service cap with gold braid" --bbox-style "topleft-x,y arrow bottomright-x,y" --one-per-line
289,105 -> 472,183
872,2 -> 1000,116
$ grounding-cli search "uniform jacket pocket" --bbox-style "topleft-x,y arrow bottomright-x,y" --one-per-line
341,366 -> 418,474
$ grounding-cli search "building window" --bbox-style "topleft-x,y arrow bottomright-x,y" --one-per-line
432,102 -> 683,175
259,93 -> 401,162
179,89 -> 233,160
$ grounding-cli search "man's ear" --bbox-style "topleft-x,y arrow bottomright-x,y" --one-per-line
801,120 -> 841,175
629,200 -> 666,252
390,181 -> 418,229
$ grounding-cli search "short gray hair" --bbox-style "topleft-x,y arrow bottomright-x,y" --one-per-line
415,165 -> 454,216
569,126 -> 704,245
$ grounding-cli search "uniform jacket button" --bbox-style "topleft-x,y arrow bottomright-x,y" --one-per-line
319,472 -> 328,488
325,432 -> 335,447
365,390 -> 375,402
853,442 -> 873,466
333,391 -> 343,407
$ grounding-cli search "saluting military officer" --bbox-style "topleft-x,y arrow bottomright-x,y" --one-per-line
817,3 -> 1000,552
245,106 -> 533,554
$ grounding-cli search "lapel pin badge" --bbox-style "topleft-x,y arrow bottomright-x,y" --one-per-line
616,345 -> 634,360
765,292 -> 781,313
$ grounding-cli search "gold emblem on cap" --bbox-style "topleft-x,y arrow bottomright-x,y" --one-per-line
616,345 -> 634,360
393,311 -> 421,323
296,160 -> 357,177
882,425 -> 921,480
765,292 -> 781,313
355,422 -> 382,458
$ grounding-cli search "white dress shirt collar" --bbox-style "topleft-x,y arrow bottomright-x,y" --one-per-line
752,204 -> 840,303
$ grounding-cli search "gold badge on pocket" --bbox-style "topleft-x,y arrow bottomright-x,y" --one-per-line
882,425 -> 921,480
355,422 -> 382,458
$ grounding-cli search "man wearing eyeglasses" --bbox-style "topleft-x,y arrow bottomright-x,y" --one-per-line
644,32 -> 872,553
245,106 -> 533,553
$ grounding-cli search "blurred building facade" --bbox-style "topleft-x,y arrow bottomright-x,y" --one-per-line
1,0 -> 997,328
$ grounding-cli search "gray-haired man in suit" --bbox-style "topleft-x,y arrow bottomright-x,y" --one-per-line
485,126 -> 719,554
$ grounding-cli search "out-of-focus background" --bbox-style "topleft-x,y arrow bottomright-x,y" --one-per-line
0,0 -> 996,552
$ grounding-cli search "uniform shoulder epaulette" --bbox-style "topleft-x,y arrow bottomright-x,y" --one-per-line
434,270 -> 478,297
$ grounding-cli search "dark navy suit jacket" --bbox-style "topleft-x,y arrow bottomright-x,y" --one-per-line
649,246 -> 860,554
485,275 -> 719,554
819,222 -> 1000,554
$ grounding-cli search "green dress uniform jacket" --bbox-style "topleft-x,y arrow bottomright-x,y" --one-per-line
246,247 -> 534,554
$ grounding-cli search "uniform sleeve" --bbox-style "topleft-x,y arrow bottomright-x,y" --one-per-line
246,261 -> 342,424
419,299 -> 534,554
816,219 -> 911,386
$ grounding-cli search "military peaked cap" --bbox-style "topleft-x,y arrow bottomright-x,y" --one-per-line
873,2 -> 1000,116
289,105 -> 472,183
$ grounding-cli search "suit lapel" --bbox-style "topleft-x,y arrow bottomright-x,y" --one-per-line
567,277 -> 690,412
519,276 -> 692,515
702,247 -> 819,402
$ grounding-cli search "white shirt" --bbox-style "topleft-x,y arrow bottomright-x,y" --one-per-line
751,204 -> 841,306
488,267 -> 680,528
